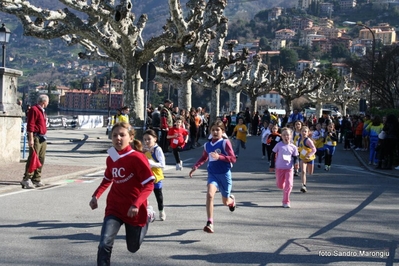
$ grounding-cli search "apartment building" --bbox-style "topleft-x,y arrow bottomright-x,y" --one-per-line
275,29 -> 296,40
270,39 -> 286,50
359,24 -> 396,45
299,33 -> 326,47
317,27 -> 343,39
297,0 -> 313,10
318,18 -> 334,29
291,17 -> 314,30
340,0 -> 357,10
320,3 -> 334,16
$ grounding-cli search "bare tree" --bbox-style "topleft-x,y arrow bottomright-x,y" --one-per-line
0,0 -> 228,126
274,68 -> 334,115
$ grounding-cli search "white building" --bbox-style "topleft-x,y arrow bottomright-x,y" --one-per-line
257,91 -> 283,110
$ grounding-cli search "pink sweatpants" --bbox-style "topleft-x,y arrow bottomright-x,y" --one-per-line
275,168 -> 294,205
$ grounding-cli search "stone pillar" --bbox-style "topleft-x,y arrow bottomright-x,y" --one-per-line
0,67 -> 24,163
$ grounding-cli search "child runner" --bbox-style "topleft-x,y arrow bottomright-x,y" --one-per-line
297,126 -> 317,193
312,123 -> 326,168
260,121 -> 270,160
89,122 -> 156,266
189,121 -> 237,233
143,129 -> 167,221
292,121 -> 303,176
272,127 -> 299,208
167,118 -> 189,170
324,123 -> 338,171
267,124 -> 281,172
232,117 -> 248,158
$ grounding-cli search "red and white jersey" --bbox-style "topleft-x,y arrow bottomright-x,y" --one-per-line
92,146 -> 155,226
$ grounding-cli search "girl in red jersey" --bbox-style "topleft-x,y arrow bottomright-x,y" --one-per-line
167,118 -> 189,170
89,122 -> 155,266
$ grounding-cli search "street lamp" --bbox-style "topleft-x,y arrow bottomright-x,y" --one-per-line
107,61 -> 115,124
357,23 -> 375,110
0,23 -> 11,68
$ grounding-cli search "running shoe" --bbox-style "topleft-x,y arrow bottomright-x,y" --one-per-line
300,184 -> 307,193
147,206 -> 156,223
203,221 -> 214,233
228,195 -> 236,212
159,210 -> 166,221
282,203 -> 291,208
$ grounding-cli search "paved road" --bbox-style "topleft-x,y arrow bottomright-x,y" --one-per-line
0,128 -> 398,265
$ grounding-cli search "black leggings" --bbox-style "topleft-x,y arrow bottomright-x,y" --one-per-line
154,188 -> 164,211
324,149 -> 333,166
172,147 -> 183,164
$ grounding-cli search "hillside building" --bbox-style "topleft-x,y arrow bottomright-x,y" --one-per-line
268,7 -> 283,21
358,24 -> 396,45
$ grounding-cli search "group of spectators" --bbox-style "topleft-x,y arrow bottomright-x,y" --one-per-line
340,113 -> 399,170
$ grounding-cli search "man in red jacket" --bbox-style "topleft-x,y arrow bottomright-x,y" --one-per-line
21,94 -> 49,189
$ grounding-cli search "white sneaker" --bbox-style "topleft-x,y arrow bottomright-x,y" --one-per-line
282,203 -> 291,208
147,206 -> 156,223
176,163 -> 181,171
159,210 -> 166,221
179,160 -> 183,171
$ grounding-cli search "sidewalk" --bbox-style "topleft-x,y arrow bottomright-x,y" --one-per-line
0,127 -> 110,194
350,145 -> 399,178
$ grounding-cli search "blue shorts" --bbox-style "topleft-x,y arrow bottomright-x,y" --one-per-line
300,159 -> 314,165
207,171 -> 232,198
154,181 -> 162,189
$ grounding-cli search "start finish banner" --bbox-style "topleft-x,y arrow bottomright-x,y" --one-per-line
47,115 -> 104,129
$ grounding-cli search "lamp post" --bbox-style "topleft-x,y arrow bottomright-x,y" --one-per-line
107,61 -> 115,124
357,23 -> 375,110
0,23 -> 11,68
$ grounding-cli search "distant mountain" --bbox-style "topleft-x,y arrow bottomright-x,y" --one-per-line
1,0 -> 295,91
24,0 -> 295,39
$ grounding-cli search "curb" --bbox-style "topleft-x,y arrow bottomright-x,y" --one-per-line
351,149 -> 399,178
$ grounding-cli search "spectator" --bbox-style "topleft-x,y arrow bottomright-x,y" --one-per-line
244,107 -> 252,136
261,109 -> 271,124
378,114 -> 399,169
113,109 -> 127,124
288,109 -> 304,123
151,104 -> 162,140
21,94 -> 49,189
252,111 -> 260,135
121,106 -> 130,122
160,99 -> 174,153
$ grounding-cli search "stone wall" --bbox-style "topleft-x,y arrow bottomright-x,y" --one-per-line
0,116 -> 22,163
0,68 -> 23,163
